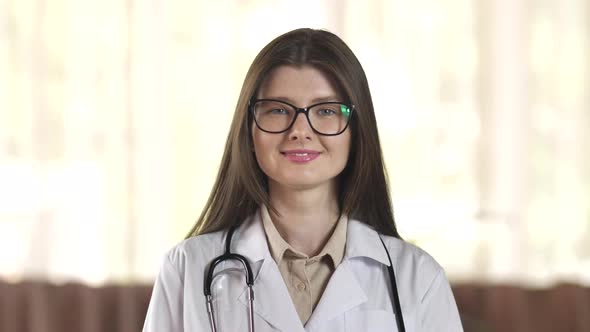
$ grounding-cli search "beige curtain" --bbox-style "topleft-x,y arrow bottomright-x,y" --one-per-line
0,0 -> 588,286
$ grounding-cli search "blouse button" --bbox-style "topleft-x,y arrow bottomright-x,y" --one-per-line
296,282 -> 306,291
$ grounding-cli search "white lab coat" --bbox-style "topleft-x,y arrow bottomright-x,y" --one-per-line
143,211 -> 463,331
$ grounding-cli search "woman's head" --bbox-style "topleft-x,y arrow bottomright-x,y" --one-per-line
251,64 -> 352,193
187,28 -> 399,238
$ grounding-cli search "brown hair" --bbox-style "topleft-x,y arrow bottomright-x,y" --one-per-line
186,28 -> 400,238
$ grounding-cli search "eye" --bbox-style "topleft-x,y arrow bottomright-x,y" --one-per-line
317,108 -> 337,116
268,108 -> 290,115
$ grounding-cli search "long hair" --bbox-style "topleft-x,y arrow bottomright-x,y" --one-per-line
186,28 -> 400,238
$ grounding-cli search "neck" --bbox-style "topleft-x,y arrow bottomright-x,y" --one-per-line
268,181 -> 341,256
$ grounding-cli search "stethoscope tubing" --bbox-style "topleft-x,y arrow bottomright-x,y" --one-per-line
204,227 -> 255,332
204,226 -> 406,332
379,236 -> 406,332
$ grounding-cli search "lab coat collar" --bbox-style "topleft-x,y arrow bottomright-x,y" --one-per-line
344,219 -> 393,266
234,212 -> 305,330
232,210 -> 394,266
233,212 -> 396,331
232,209 -> 269,263
233,212 -> 394,269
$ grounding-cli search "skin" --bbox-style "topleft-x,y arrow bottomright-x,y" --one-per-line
252,65 -> 351,256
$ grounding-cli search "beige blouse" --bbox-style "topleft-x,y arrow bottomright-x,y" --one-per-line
260,206 -> 347,324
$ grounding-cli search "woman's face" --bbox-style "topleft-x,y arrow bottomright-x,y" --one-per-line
252,65 -> 351,191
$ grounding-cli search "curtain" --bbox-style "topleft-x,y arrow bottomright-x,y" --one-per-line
0,0 -> 588,286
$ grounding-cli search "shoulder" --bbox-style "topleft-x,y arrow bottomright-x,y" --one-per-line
379,236 -> 463,329
381,235 -> 443,274
348,219 -> 444,277
379,234 -> 449,299
160,230 -> 226,275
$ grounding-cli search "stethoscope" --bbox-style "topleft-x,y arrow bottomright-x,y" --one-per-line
204,226 -> 406,332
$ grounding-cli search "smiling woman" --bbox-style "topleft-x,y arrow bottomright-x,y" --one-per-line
142,28 -> 463,332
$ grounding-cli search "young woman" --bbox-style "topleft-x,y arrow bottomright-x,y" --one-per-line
143,28 -> 463,332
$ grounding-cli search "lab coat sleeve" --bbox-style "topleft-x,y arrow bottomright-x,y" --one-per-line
143,253 -> 184,332
419,267 -> 464,331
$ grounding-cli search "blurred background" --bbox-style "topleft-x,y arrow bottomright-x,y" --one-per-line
0,0 -> 588,331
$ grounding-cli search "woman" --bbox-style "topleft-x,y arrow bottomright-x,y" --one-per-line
143,28 -> 463,332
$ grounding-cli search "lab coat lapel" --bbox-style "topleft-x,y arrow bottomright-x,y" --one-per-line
232,211 -> 268,263
305,219 -> 393,329
234,211 -> 305,332
345,219 -> 392,266
238,258 -> 305,331
233,214 -> 392,331
304,260 -> 367,329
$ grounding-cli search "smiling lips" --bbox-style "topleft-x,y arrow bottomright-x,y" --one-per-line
281,149 -> 320,163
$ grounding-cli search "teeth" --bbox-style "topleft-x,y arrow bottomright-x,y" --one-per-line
294,153 -> 308,156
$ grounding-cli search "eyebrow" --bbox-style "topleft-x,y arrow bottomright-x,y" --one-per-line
262,96 -> 343,104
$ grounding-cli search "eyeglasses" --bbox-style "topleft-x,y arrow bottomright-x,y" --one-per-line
250,99 -> 354,136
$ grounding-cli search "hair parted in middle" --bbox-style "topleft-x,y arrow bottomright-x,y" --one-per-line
186,28 -> 400,239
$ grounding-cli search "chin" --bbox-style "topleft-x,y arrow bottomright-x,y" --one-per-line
273,174 -> 337,191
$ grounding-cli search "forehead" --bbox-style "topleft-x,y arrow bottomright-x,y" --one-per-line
257,65 -> 343,102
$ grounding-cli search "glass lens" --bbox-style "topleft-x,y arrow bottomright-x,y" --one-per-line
252,100 -> 352,134
308,103 -> 351,134
253,100 -> 295,132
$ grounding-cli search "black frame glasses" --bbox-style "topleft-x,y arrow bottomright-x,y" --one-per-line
249,98 -> 355,136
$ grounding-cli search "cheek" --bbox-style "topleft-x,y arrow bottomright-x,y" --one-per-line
335,132 -> 352,159
252,131 -> 279,169
343,132 -> 352,157
252,133 -> 265,164
252,127 -> 268,154
323,132 -> 352,168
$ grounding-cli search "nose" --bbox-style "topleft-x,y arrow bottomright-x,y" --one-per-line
287,112 -> 313,141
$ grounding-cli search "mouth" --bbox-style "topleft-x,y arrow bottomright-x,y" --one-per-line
281,150 -> 321,163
